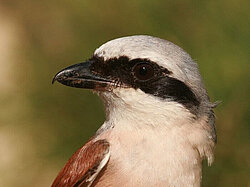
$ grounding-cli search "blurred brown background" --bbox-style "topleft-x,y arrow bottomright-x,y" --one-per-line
0,0 -> 249,186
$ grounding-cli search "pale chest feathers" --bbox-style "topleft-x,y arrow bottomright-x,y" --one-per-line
95,120 -> 214,187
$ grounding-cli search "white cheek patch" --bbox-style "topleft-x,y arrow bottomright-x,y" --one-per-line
99,87 -> 195,130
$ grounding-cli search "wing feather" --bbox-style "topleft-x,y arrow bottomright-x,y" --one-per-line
52,139 -> 110,187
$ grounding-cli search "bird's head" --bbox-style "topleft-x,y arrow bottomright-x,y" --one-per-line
53,35 -> 216,143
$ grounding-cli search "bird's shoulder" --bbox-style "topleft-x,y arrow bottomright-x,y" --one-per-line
51,138 -> 110,187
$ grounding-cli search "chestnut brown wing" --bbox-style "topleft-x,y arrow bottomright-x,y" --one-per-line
52,139 -> 110,187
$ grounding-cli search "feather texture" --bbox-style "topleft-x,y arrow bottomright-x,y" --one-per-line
51,139 -> 110,187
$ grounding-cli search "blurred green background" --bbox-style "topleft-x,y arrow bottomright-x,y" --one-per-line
0,0 -> 249,186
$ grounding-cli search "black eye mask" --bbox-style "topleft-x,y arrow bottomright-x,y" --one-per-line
89,55 -> 200,115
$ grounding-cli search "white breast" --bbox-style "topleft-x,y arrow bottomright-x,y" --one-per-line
94,88 -> 214,186
97,122 -> 203,187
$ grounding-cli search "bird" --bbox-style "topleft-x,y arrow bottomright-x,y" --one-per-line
52,35 -> 217,187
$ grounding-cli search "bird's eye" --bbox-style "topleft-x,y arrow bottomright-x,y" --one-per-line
133,63 -> 154,81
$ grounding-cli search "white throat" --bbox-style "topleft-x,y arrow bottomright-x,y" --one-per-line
95,88 -> 215,186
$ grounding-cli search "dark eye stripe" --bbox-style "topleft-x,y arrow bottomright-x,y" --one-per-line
89,55 -> 200,115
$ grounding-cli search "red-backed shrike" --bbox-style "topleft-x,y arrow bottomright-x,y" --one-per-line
52,35 -> 217,187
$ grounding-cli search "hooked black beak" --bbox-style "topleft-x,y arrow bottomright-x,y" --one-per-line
52,60 -> 112,90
